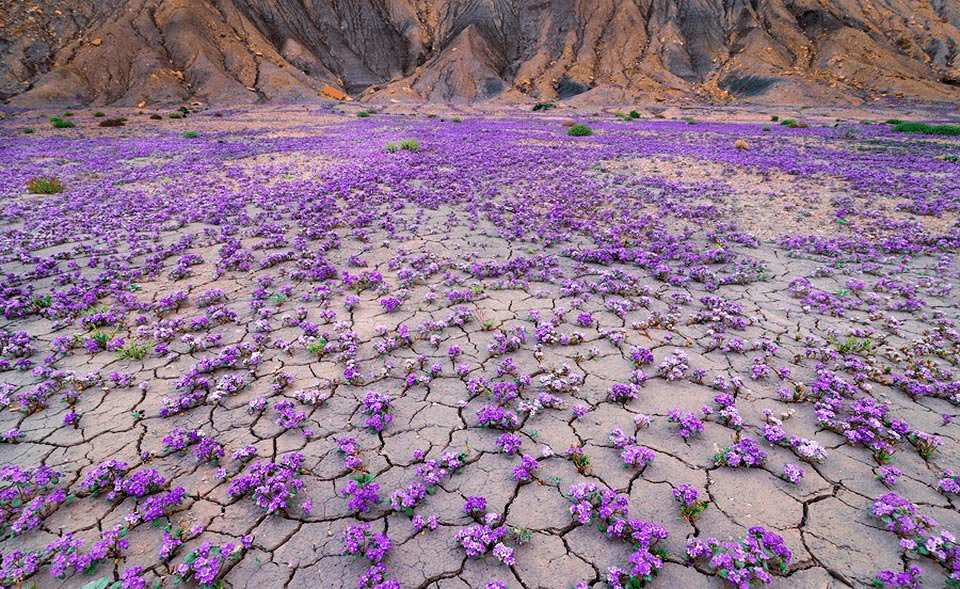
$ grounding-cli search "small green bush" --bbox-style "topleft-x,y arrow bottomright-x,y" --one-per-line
50,117 -> 75,128
780,118 -> 796,126
771,115 -> 779,122
451,117 -> 462,123
384,138 -> 420,153
762,126 -> 771,132
182,131 -> 199,138
356,111 -> 369,118
629,110 -> 640,119
22,127 -> 34,134
885,119 -> 903,125
62,111 -> 74,117
117,342 -> 151,360
168,112 -> 182,119
94,111 -> 106,117
928,125 -> 960,136
533,102 -> 555,111
894,122 -> 960,135
27,177 -> 65,194
568,124 -> 593,136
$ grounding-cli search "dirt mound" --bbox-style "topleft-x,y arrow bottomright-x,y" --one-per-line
2,0 -> 959,106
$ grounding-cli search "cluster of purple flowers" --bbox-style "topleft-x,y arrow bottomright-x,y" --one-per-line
566,482 -> 669,588
907,429 -> 943,460
337,436 -> 364,470
227,453 -> 305,514
938,470 -> 960,496
814,372 -> 908,462
0,464 -> 65,537
781,463 -> 804,484
873,565 -> 923,589
607,428 -> 655,470
672,483 -> 708,521
876,465 -> 902,487
608,382 -> 641,403
657,349 -> 689,381
360,390 -> 393,432
495,433 -> 523,455
342,474 -> 381,514
870,492 -> 959,584
174,536 -> 252,589
389,451 -> 465,514
487,325 -> 527,356
714,437 -> 767,468
712,393 -> 743,429
456,511 -> 515,565
477,404 -> 520,430
761,413 -> 828,463
512,454 -> 540,482
341,522 -> 399,589
667,408 -> 705,439
686,527 -> 792,588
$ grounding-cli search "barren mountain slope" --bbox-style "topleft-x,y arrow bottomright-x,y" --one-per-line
2,0 -> 959,105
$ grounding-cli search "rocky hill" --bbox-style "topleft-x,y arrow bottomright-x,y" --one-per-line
2,0 -> 959,106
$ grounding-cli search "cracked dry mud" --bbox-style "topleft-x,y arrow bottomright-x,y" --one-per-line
0,105 -> 958,589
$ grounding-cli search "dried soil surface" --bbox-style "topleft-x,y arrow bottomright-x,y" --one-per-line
0,104 -> 958,589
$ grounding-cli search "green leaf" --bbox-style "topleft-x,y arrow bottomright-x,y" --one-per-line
81,578 -> 112,589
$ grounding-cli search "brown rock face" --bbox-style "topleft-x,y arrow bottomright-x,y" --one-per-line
2,0 -> 959,106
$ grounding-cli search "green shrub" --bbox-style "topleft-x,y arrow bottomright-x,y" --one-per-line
885,119 -> 903,125
94,111 -> 106,117
780,118 -> 796,126
356,111 -> 369,118
384,138 -> 420,152
771,115 -> 779,122
182,131 -> 199,138
117,342 -> 151,360
568,124 -> 592,136
62,111 -> 74,117
682,116 -> 696,124
629,110 -> 640,119
533,102 -> 555,111
50,117 -> 75,128
27,177 -> 65,194
168,112 -> 182,119
22,127 -> 34,134
894,122 -> 960,135
451,117 -> 462,123
930,125 -> 960,136
762,126 -> 771,132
